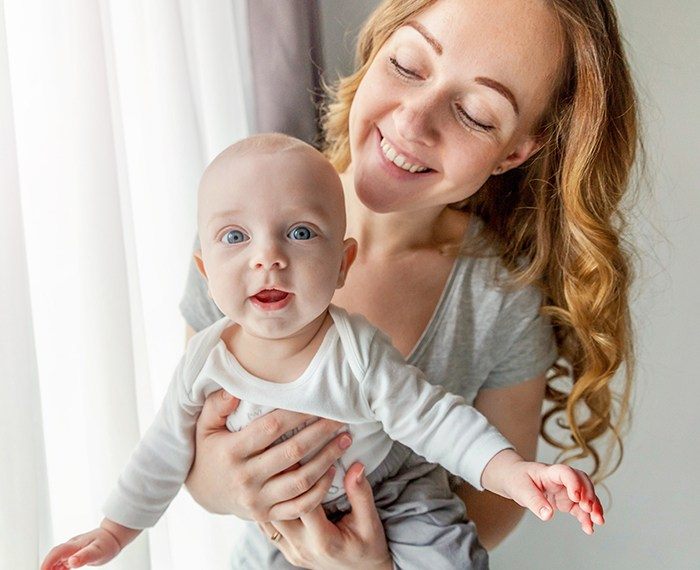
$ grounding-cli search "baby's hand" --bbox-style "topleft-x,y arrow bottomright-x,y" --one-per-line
41,527 -> 121,569
482,449 -> 605,535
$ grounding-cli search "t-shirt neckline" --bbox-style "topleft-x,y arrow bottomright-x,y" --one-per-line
406,217 -> 480,365
218,315 -> 340,390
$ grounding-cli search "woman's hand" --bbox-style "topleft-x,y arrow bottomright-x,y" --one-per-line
185,389 -> 353,521
259,463 -> 393,570
482,449 -> 605,535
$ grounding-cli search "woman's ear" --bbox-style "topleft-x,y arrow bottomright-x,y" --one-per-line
336,238 -> 358,288
493,134 -> 544,175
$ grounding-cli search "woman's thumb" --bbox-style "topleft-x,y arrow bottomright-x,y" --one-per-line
198,389 -> 239,433
343,463 -> 379,529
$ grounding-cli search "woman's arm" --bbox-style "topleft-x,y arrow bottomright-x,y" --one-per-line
455,373 -> 547,550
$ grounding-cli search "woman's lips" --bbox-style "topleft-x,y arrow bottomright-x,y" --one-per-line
250,289 -> 292,311
375,128 -> 434,180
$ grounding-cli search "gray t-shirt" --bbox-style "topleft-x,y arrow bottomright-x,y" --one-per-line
179,221 -> 558,407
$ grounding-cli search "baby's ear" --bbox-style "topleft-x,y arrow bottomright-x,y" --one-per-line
337,238 -> 358,288
193,251 -> 208,280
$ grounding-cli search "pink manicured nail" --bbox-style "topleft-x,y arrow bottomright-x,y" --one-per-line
339,434 -> 352,449
539,506 -> 550,519
356,465 -> 366,484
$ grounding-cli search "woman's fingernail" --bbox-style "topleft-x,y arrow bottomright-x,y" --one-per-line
539,506 -> 550,519
221,391 -> 231,400
328,466 -> 337,476
339,434 -> 352,449
356,465 -> 366,485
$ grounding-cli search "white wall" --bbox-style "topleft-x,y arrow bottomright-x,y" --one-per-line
319,1 -> 700,567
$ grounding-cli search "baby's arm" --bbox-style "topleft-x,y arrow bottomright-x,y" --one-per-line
40,519 -> 139,569
101,354 -> 202,529
362,331 -> 604,534
42,355 -> 204,568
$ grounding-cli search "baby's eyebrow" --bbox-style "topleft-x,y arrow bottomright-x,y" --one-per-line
207,209 -> 242,228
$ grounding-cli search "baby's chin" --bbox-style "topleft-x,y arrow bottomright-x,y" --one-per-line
238,311 -> 329,341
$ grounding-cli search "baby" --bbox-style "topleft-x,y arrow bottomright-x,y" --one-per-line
42,134 -> 604,570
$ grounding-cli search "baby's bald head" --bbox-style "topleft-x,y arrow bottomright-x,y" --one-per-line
197,134 -> 346,242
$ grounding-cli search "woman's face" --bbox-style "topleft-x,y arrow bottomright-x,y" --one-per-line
348,0 -> 565,213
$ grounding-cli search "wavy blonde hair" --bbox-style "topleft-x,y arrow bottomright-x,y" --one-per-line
321,0 -> 638,482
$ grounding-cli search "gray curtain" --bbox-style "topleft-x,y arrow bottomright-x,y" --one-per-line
246,0 -> 324,146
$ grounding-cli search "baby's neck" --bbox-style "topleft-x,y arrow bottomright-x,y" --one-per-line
224,310 -> 332,383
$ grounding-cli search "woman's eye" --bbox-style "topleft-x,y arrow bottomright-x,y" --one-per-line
389,57 -> 419,79
455,104 -> 494,132
288,226 -> 317,241
221,229 -> 249,244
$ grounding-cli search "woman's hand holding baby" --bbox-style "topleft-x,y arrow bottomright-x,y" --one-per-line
40,519 -> 137,569
185,389 -> 352,522
259,462 -> 393,570
481,449 -> 605,535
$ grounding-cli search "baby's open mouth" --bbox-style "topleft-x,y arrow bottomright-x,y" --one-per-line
253,289 -> 289,303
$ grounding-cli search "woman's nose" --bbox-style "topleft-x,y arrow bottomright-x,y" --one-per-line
393,92 -> 440,147
249,240 -> 288,271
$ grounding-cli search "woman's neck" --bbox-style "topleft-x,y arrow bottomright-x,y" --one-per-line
339,169 -> 468,261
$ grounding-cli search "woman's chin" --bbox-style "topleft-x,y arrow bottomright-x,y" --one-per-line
355,183 -> 403,214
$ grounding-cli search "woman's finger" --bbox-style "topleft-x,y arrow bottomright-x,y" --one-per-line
298,504 -> 337,537
266,466 -> 337,521
196,389 -> 240,438
337,462 -> 383,541
259,428 -> 350,494
255,419 -> 349,477
258,521 -> 280,542
239,410 -> 318,457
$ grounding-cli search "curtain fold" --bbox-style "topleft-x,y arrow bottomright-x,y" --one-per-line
2,0 -> 251,568
2,0 -> 325,567
246,0 -> 324,145
0,4 -> 51,566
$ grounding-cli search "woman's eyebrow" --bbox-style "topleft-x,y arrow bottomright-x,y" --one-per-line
404,20 -> 519,117
475,77 -> 520,116
405,20 -> 443,55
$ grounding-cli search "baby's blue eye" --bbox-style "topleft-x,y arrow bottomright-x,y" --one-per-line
222,229 -> 249,244
288,226 -> 317,241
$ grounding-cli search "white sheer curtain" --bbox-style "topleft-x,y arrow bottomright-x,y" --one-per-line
1,1 -> 250,568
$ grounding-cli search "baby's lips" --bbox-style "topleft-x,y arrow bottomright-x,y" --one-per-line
252,288 -> 289,302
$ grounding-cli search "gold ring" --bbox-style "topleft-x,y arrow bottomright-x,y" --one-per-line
270,531 -> 282,543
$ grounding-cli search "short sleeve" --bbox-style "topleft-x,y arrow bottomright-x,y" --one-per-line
178,234 -> 224,332
481,284 -> 558,389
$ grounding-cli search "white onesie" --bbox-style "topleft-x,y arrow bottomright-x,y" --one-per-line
103,305 -> 512,530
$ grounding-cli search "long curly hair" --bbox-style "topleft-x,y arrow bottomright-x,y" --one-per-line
321,0 -> 639,482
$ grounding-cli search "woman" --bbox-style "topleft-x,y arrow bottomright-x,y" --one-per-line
180,0 -> 637,566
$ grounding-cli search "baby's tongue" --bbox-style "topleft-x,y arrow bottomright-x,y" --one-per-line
255,289 -> 287,302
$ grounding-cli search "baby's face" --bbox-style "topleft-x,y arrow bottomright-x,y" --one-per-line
196,147 -> 352,340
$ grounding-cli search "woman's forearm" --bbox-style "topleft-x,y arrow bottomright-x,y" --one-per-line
455,484 -> 525,551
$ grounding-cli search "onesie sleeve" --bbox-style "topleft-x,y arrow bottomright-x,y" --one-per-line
179,234 -> 224,332
481,283 -> 559,389
360,330 -> 513,490
102,354 -> 203,529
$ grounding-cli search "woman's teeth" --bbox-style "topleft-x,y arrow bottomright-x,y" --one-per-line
380,138 -> 429,173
